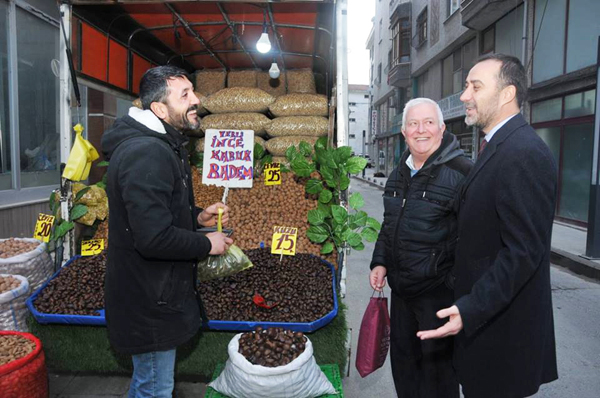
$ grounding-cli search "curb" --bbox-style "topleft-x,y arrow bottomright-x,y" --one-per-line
351,176 -> 385,190
551,248 -> 600,282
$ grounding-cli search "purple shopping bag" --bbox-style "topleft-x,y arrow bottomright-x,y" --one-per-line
355,291 -> 391,377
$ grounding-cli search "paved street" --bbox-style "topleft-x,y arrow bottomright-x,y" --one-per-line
344,178 -> 600,398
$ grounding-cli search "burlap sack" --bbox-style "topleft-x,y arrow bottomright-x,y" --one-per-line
266,116 -> 328,137
269,94 -> 328,117
195,70 -> 227,96
270,156 -> 289,166
264,136 -> 319,156
204,88 -> 275,114
0,239 -> 52,293
228,70 -> 258,88
0,274 -> 29,332
257,71 -> 287,97
286,69 -> 316,94
200,113 -> 271,137
196,135 -> 265,153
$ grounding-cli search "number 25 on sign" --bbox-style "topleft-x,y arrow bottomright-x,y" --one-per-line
81,239 -> 104,256
271,226 -> 297,256
264,162 -> 281,186
33,213 -> 55,242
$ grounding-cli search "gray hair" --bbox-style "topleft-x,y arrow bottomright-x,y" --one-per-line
401,98 -> 445,130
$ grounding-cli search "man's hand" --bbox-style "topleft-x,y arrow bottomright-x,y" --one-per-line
198,202 -> 229,227
369,265 -> 387,291
416,305 -> 463,340
206,232 -> 233,255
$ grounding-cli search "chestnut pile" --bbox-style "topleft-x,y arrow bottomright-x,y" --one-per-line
238,327 -> 307,367
33,253 -> 106,316
199,248 -> 334,323
0,238 -> 39,258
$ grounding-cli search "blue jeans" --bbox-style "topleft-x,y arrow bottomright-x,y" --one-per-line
128,349 -> 176,398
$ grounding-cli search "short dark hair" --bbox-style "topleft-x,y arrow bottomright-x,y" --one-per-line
476,53 -> 527,107
139,66 -> 190,110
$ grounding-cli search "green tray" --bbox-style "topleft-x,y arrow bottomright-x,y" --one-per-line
204,363 -> 343,398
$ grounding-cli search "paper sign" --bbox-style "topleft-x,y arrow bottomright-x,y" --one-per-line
271,226 -> 298,256
81,239 -> 104,256
202,129 -> 254,188
264,162 -> 282,186
33,213 -> 55,242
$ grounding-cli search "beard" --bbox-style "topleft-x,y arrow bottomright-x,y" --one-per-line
167,104 -> 200,131
464,93 -> 500,130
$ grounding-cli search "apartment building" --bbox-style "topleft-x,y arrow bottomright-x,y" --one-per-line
348,84 -> 370,157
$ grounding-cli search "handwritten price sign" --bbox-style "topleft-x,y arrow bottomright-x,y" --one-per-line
271,226 -> 298,256
33,213 -> 55,242
264,162 -> 281,186
81,239 -> 104,256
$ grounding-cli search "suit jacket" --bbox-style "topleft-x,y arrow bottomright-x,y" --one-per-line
453,114 -> 558,397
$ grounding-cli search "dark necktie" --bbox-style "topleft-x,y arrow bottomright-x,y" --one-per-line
480,139 -> 488,153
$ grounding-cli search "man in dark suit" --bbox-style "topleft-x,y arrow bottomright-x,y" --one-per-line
417,54 -> 558,397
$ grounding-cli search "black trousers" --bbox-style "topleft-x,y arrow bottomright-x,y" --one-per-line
390,283 -> 459,398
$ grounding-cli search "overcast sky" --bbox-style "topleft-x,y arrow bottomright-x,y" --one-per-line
347,0 -> 375,85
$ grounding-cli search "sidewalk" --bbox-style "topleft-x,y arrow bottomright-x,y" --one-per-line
353,167 -> 600,282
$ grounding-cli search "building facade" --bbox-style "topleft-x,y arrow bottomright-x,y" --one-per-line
367,0 -> 599,226
348,84 -> 370,157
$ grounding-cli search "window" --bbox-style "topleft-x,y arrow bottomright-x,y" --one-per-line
391,18 -> 410,66
1,2 -> 60,195
349,118 -> 356,122
364,94 -> 369,99
447,0 -> 460,17
377,63 -> 382,85
379,19 -> 383,42
532,89 -> 597,224
416,8 -> 428,47
349,134 -> 356,139
442,46 -> 468,98
349,102 -> 357,106
494,5 -> 524,62
481,26 -> 495,54
387,50 -> 393,71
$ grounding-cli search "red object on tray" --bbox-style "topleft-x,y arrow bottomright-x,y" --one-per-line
0,331 -> 48,398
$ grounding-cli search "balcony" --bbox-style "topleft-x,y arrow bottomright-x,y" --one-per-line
390,0 -> 411,24
388,58 -> 411,87
461,0 -> 522,30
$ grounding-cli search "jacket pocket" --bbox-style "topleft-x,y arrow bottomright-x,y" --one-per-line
158,263 -> 189,313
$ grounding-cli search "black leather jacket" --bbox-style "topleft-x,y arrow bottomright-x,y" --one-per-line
370,132 -> 472,298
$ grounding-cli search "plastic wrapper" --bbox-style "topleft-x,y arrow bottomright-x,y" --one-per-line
265,136 -> 319,156
197,245 -> 253,282
194,69 -> 226,96
286,69 -> 316,94
227,70 -> 258,88
269,94 -> 328,117
266,116 -> 328,137
62,124 -> 99,182
200,113 -> 271,137
204,88 -> 275,114
257,71 -> 287,97
72,183 -> 108,226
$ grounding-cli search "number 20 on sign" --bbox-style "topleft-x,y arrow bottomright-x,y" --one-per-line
33,213 -> 55,243
264,162 -> 281,186
271,226 -> 298,256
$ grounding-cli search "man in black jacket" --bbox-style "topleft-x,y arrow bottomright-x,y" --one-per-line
370,98 -> 472,398
101,66 -> 232,398
417,54 -> 558,398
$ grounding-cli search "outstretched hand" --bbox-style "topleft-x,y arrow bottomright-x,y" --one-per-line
416,305 -> 463,340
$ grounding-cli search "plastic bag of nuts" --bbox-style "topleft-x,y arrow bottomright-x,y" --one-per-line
266,116 -> 329,137
227,70 -> 258,88
204,87 -> 275,114
269,94 -> 328,117
285,69 -> 317,94
194,69 -> 226,96
200,113 -> 271,137
0,238 -> 52,294
0,331 -> 48,398
264,136 -> 319,156
208,328 -> 336,398
0,274 -> 29,332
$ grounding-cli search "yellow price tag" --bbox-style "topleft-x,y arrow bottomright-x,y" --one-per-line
81,239 -> 104,256
264,162 -> 282,186
33,213 -> 55,242
271,226 -> 298,256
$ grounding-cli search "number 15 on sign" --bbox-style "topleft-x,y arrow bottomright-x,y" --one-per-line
271,226 -> 297,257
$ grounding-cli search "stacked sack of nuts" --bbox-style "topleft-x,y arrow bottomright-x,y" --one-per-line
265,69 -> 329,165
0,331 -> 48,398
0,238 -> 52,294
0,274 -> 29,331
209,326 -> 336,398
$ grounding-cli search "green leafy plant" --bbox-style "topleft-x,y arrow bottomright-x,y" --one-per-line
95,160 -> 109,189
253,143 -> 273,177
286,137 -> 381,254
48,190 -> 75,243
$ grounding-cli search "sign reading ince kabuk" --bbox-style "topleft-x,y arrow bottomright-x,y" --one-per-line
202,129 -> 254,188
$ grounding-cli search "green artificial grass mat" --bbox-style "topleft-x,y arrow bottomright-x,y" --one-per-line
27,301 -> 347,380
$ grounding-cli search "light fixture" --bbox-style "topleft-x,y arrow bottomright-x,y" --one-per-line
256,9 -> 271,53
256,29 -> 271,53
269,60 -> 280,79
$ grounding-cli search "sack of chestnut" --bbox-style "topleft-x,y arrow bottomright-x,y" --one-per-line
209,327 -> 336,398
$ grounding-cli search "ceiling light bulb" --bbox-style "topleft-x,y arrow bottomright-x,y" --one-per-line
269,62 -> 280,79
256,32 -> 271,53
